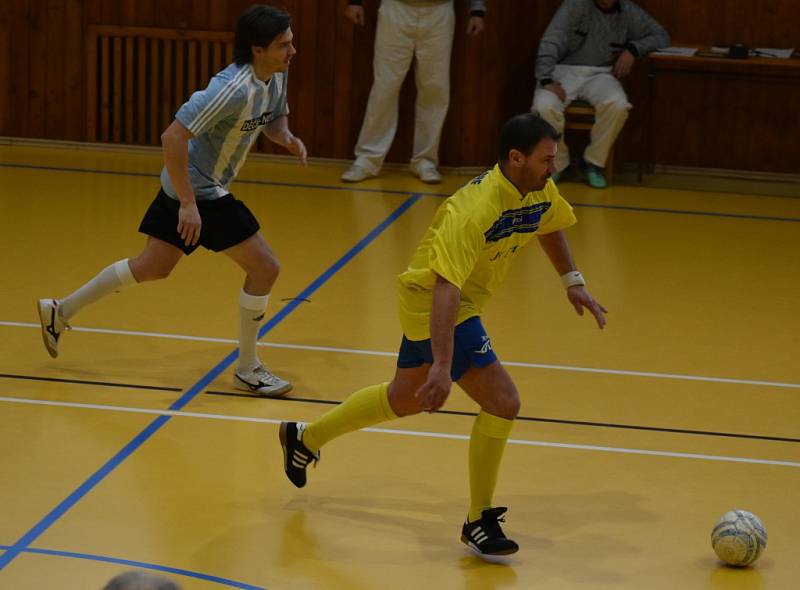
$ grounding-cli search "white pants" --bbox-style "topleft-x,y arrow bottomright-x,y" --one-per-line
353,0 -> 455,174
531,65 -> 631,171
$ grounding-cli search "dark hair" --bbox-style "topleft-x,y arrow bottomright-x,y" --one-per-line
103,570 -> 181,590
498,113 -> 560,162
234,5 -> 291,66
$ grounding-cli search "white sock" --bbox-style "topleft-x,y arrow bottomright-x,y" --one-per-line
59,259 -> 137,321
238,289 -> 269,374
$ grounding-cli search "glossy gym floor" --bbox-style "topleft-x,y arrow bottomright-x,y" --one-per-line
0,143 -> 798,589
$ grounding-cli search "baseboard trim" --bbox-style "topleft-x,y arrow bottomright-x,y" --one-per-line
3,137 -> 798,183
621,162 -> 800,184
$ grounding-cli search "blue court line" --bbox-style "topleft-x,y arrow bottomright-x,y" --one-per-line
0,545 -> 267,590
0,192 -> 422,573
2,161 -> 799,223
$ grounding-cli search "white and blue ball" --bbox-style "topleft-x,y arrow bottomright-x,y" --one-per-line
711,510 -> 767,567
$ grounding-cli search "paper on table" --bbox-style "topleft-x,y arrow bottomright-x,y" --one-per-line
652,47 -> 698,56
753,48 -> 795,59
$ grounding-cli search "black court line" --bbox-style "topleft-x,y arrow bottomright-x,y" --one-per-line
0,372 -> 181,392
0,193 -> 421,571
0,162 -> 443,198
3,372 -> 796,443
2,161 -> 799,223
201,390 -> 800,444
574,201 -> 800,223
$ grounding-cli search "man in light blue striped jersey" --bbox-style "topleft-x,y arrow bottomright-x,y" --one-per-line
38,5 -> 305,397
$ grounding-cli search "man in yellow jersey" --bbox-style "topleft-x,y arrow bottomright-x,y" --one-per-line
279,113 -> 607,556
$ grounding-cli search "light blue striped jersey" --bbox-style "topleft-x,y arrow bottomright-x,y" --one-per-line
160,63 -> 289,201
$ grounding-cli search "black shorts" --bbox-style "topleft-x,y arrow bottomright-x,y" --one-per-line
138,189 -> 260,255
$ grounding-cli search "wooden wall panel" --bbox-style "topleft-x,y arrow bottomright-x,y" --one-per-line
64,0 -> 85,140
44,0 -> 66,139
641,0 -> 798,48
313,0 -> 338,158
0,0 -> 10,136
27,0 -> 46,138
2,0 -> 799,174
332,3 -> 356,157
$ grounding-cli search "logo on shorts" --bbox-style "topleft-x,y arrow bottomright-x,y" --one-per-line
241,112 -> 271,132
475,335 -> 493,355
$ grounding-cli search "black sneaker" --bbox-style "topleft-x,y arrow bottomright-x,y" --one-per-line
279,422 -> 319,488
461,507 -> 519,556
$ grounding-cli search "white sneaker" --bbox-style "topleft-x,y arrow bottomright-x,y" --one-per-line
341,163 -> 377,183
234,365 -> 293,397
37,298 -> 70,358
410,161 -> 442,184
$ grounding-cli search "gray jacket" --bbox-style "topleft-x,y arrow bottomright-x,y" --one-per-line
535,0 -> 669,82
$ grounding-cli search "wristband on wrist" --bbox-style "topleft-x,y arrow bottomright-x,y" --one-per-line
561,270 -> 585,289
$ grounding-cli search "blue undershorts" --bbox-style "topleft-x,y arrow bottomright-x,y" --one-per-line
397,316 -> 498,381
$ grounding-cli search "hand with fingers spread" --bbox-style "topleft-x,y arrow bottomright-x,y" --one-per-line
177,201 -> 201,246
414,362 -> 453,413
567,285 -> 608,329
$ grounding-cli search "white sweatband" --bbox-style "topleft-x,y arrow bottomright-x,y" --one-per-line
560,270 -> 585,289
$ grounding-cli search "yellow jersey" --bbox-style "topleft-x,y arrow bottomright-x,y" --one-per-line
397,164 -> 577,340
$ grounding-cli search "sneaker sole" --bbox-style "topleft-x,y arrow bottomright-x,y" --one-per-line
410,171 -> 441,184
36,300 -> 58,359
279,421 -> 289,472
233,374 -> 293,397
587,181 -> 608,189
341,175 -> 376,183
460,535 -> 519,556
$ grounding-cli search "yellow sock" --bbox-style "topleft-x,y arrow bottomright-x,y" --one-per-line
468,410 -> 514,522
302,382 -> 397,453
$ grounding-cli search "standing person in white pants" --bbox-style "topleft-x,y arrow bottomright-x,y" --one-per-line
531,0 -> 668,188
341,0 -> 486,184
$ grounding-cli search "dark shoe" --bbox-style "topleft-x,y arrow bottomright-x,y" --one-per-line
279,421 -> 319,488
461,507 -> 519,556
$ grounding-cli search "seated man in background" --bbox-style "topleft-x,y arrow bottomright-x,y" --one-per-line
531,0 -> 668,188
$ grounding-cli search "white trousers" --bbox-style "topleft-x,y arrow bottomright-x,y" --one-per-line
353,0 -> 455,173
531,64 -> 631,171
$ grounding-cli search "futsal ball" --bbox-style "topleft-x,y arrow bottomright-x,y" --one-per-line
711,510 -> 767,567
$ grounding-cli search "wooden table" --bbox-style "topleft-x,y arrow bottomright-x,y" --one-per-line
640,51 -> 800,179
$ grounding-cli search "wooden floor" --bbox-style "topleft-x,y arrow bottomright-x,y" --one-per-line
1,144 -> 798,590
